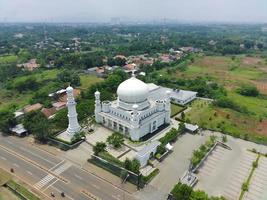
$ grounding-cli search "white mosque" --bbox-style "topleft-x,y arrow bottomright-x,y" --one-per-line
94,74 -> 172,141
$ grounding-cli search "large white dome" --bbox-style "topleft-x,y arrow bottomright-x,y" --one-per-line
117,77 -> 149,103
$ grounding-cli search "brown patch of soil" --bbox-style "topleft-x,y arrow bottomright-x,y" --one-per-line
250,80 -> 267,94
198,56 -> 230,69
242,57 -> 262,65
255,120 -> 267,136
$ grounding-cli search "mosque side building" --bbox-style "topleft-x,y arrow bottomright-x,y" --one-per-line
94,74 -> 171,141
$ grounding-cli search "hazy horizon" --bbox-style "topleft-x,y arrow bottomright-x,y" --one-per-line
0,0 -> 267,24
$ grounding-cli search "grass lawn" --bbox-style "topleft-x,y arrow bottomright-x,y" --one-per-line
0,187 -> 19,200
171,103 -> 185,117
79,74 -> 103,90
185,99 -> 267,144
0,55 -> 18,64
6,179 -> 40,200
0,169 -> 11,186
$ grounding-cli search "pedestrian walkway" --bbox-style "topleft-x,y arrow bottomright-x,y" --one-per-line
33,161 -> 71,191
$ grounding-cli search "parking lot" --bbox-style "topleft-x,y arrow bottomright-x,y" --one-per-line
243,156 -> 267,200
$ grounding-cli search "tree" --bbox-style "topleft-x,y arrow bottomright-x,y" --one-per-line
178,122 -> 186,133
124,158 -> 140,174
93,142 -> 106,155
57,70 -> 81,86
181,112 -> 185,121
107,132 -> 124,149
237,85 -> 259,97
171,182 -> 193,200
23,111 -> 50,142
0,110 -> 16,133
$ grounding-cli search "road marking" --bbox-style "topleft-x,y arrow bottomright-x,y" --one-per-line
52,186 -> 74,200
42,178 -> 58,192
112,194 -> 121,200
34,162 -> 71,190
34,174 -> 55,190
12,163 -> 19,168
53,162 -> 72,175
19,146 -> 56,165
74,174 -> 83,180
92,184 -> 100,190
6,141 -> 13,145
0,156 -> 6,160
26,170 -> 33,175
49,160 -> 65,171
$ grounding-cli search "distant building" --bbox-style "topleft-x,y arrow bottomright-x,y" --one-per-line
52,102 -> 66,110
17,59 -> 39,71
147,84 -> 197,106
23,103 -> 43,113
41,107 -> 57,119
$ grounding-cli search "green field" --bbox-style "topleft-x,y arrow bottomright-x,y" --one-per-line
0,55 -> 18,64
0,70 -> 103,112
171,103 -> 185,117
79,74 -> 103,90
168,55 -> 267,143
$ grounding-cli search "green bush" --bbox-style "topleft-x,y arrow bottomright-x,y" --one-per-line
93,142 -> 107,155
159,128 -> 180,146
107,132 -> 124,149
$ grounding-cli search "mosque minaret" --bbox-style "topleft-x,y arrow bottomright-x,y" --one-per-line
66,85 -> 81,137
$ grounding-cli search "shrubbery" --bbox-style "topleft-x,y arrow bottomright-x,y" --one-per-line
191,136 -> 216,168
171,182 -> 226,200
237,85 -> 259,97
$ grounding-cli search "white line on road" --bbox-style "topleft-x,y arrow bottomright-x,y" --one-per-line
112,194 -> 121,200
26,170 -> 33,175
19,146 -> 56,165
49,160 -> 65,171
92,184 -> 100,190
52,186 -> 74,200
74,174 -> 83,180
6,141 -> 13,145
0,156 -> 7,160
12,163 -> 19,168
42,178 -> 58,192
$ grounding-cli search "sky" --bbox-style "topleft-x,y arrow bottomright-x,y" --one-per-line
0,0 -> 267,23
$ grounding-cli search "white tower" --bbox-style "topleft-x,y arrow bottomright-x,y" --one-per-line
130,104 -> 140,141
66,86 -> 81,137
94,90 -> 102,123
165,90 -> 171,124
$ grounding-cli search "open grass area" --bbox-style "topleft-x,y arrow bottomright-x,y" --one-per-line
6,180 -> 40,200
79,74 -> 103,90
170,103 -> 185,117
161,55 -> 267,143
0,168 -> 11,186
0,69 -> 62,111
0,55 -> 18,64
185,99 -> 267,144
0,187 -> 19,200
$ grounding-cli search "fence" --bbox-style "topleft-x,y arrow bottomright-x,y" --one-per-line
89,155 -> 144,188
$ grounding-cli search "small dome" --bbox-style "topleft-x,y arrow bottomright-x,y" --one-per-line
66,86 -> 73,93
132,104 -> 139,110
117,77 -> 149,103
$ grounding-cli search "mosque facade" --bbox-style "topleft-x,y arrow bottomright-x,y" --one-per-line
94,74 -> 171,141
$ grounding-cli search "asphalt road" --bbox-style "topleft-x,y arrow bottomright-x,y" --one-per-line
0,135 -> 136,200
